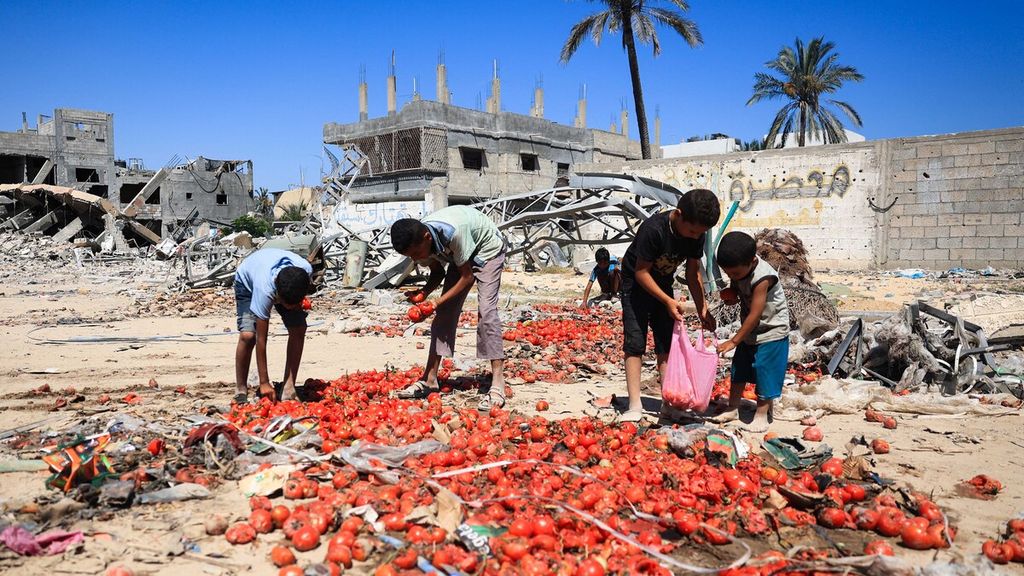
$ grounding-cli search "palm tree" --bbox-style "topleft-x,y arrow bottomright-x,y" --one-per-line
279,200 -> 309,222
561,0 -> 702,159
253,186 -> 274,220
748,36 -> 864,148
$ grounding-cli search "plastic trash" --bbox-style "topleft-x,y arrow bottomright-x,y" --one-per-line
762,437 -> 833,471
337,440 -> 446,483
666,424 -> 749,467
138,482 -> 211,504
662,322 -> 718,412
0,525 -> 83,556
894,268 -> 926,279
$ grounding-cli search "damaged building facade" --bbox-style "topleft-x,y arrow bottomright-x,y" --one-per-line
0,108 -> 254,241
322,61 -> 641,213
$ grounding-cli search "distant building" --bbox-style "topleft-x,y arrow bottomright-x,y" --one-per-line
771,128 -> 866,148
0,108 -> 254,236
323,61 -> 641,207
662,135 -> 740,158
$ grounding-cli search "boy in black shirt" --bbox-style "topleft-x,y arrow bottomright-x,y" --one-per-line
618,188 -> 721,422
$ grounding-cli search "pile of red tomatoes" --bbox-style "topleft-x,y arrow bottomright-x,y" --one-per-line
501,306 -> 624,383
222,364 -> 959,575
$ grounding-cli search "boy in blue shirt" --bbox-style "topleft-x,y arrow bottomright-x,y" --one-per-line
582,248 -> 621,308
233,248 -> 313,403
714,231 -> 790,432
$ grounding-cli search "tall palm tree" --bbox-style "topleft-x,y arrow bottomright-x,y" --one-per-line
748,36 -> 864,148
561,0 -> 702,159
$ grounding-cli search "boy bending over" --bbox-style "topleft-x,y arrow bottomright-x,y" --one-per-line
582,248 -> 621,308
618,189 -> 720,422
714,231 -> 790,432
234,248 -> 313,403
390,206 -> 507,411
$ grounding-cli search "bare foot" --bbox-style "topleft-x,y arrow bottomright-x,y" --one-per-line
741,416 -> 771,433
712,408 -> 740,423
280,383 -> 298,402
619,409 -> 645,423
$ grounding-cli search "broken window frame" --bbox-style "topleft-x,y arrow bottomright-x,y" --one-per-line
460,147 -> 485,171
520,153 -> 540,172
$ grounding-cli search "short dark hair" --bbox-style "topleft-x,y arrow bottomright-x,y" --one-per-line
594,248 -> 610,261
678,188 -> 721,228
275,266 -> 311,305
717,231 -> 757,268
391,218 -> 428,254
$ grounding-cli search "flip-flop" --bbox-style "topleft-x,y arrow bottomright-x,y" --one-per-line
478,393 -> 506,413
396,381 -> 436,400
232,393 -> 248,405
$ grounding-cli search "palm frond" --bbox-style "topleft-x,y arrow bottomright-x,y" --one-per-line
828,99 -> 862,126
766,102 -> 797,147
560,12 -> 611,63
646,7 -> 703,47
815,107 -> 847,144
632,12 -> 661,54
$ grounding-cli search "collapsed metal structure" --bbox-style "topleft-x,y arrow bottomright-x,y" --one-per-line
289,145 -> 686,289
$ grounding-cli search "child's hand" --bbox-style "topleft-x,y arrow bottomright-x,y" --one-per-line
664,299 -> 685,322
699,308 -> 717,331
716,339 -> 737,355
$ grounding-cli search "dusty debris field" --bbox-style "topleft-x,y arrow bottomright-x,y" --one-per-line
1,259 -> 1023,575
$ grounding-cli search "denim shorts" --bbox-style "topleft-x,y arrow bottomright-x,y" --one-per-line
621,288 -> 674,356
731,337 -> 790,400
234,282 -> 306,333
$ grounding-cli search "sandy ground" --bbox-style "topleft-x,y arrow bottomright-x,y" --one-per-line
1,264 -> 1023,574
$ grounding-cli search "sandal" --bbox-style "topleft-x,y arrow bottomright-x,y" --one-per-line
396,381 -> 436,399
478,393 -> 506,413
232,393 -> 248,405
618,409 -> 645,423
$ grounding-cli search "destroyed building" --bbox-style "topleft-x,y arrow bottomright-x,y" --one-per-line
323,61 -> 641,208
0,108 -> 254,240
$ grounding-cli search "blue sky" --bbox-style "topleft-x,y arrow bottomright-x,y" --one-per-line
2,0 -> 1022,192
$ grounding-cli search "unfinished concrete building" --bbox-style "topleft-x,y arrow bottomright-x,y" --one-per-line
0,108 -> 254,241
323,60 -> 641,207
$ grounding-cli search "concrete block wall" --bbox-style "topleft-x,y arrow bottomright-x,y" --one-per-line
882,129 -> 1024,269
578,141 -> 880,269
577,126 -> 1024,270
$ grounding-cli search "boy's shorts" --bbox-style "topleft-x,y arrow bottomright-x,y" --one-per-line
621,289 -> 674,356
731,337 -> 789,401
234,282 -> 307,333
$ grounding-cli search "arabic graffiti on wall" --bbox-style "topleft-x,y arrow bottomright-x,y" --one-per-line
331,199 -> 428,232
651,163 -> 852,213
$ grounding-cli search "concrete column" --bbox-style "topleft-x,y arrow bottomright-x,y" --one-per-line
30,159 -> 53,184
23,211 -> 57,234
654,115 -> 661,147
2,209 -> 36,230
575,99 -> 587,128
610,120 -> 618,133
387,75 -> 397,116
490,77 -> 501,113
52,217 -> 84,243
532,86 -> 544,118
436,64 -> 449,105
620,109 -> 629,139
358,82 -> 368,121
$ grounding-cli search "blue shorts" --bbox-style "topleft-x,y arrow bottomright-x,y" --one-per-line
731,337 -> 789,401
234,282 -> 307,333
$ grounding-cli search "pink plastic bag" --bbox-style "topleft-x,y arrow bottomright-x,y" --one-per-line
661,321 -> 718,412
